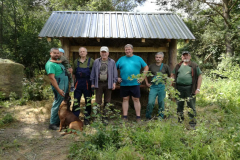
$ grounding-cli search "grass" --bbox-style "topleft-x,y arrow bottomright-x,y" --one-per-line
68,75 -> 240,160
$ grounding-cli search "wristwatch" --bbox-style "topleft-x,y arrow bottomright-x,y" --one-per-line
197,89 -> 200,92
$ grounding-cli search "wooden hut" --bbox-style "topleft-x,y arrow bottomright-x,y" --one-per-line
39,11 -> 195,107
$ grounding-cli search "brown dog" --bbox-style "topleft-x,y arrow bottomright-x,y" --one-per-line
58,93 -> 83,133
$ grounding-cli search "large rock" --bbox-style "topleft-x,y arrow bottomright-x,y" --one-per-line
0,58 -> 24,98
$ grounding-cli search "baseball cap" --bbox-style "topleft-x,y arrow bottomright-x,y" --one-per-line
100,46 -> 109,52
59,48 -> 65,54
182,51 -> 190,55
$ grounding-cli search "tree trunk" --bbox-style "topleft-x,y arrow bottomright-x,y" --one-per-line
0,0 -> 3,52
222,0 -> 233,57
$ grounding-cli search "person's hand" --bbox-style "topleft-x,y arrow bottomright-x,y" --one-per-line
112,83 -> 116,90
68,68 -> 73,74
195,89 -> 200,95
58,89 -> 65,97
91,85 -> 95,88
146,82 -> 151,87
118,78 -> 122,83
137,78 -> 143,83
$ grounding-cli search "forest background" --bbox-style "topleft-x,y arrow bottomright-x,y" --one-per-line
0,0 -> 240,159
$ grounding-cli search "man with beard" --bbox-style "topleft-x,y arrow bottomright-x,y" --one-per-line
45,48 -> 69,130
171,51 -> 202,128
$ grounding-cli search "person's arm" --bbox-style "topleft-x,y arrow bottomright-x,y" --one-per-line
90,61 -> 96,88
138,65 -> 149,83
48,74 -> 65,97
145,76 -> 151,87
195,74 -> 202,95
50,60 -> 62,63
112,61 -> 118,90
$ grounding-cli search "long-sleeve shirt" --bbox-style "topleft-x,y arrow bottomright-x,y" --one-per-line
90,57 -> 118,89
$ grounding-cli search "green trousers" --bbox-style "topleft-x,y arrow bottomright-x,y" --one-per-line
146,84 -> 166,119
50,72 -> 69,125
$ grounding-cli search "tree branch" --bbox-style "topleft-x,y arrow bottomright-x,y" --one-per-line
229,0 -> 238,12
199,0 -> 223,7
204,1 -> 231,27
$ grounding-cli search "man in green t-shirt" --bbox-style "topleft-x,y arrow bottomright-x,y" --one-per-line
171,51 -> 202,128
45,48 -> 69,130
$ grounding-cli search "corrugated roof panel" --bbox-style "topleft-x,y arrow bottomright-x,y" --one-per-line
105,13 -> 111,38
59,13 -> 73,37
51,13 -> 68,37
123,14 -> 134,38
153,14 -> 167,38
130,14 -> 142,38
142,14 -> 157,39
39,13 -> 55,37
148,14 -> 163,38
46,13 -> 61,37
157,14 -> 173,39
89,13 -> 97,38
75,13 -> 86,37
136,14 -> 150,38
174,14 -> 195,39
66,12 -> 78,37
118,13 -> 126,38
164,14 -> 180,39
167,14 -> 184,39
80,13 -> 91,37
39,11 -> 195,39
111,13 -> 118,38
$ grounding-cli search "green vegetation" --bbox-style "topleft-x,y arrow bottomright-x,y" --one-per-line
68,62 -> 240,159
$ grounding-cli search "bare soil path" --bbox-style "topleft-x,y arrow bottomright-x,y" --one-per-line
0,100 -> 79,160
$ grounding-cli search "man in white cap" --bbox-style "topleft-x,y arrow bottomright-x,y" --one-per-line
90,46 -> 118,125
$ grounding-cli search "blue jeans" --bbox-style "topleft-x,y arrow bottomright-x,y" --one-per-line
146,84 -> 166,119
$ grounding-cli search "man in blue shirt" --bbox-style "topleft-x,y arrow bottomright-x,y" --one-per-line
116,44 -> 149,123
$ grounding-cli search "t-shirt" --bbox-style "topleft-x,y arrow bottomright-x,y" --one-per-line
45,59 -> 63,77
60,56 -> 71,69
116,55 -> 147,86
99,60 -> 108,81
172,64 -> 202,85
148,63 -> 170,84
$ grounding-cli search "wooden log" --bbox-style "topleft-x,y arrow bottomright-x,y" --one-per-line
71,46 -> 168,53
60,38 -> 70,60
168,39 -> 177,72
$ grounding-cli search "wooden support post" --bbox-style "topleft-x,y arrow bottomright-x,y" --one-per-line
141,38 -> 145,43
168,39 -> 177,72
60,38 -> 70,60
185,39 -> 189,43
47,37 -> 52,42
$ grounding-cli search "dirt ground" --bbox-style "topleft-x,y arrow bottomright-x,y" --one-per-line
0,100 -> 82,160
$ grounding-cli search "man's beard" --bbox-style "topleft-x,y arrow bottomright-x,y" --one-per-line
183,59 -> 190,62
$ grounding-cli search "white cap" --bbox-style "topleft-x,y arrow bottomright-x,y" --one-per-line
100,46 -> 109,52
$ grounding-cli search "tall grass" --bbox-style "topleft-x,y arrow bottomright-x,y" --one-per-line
69,74 -> 240,160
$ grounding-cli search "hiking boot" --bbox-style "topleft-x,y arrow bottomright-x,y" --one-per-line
49,124 -> 59,130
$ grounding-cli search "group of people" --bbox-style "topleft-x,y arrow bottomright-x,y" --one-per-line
45,44 -> 202,130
